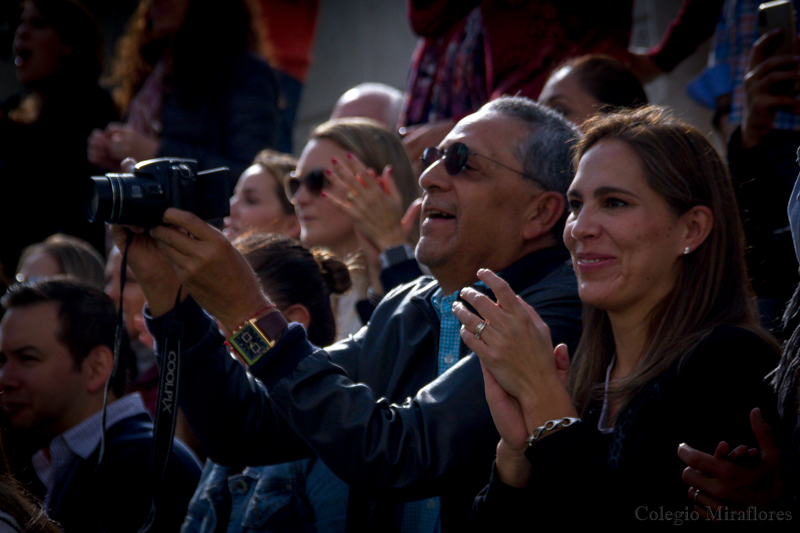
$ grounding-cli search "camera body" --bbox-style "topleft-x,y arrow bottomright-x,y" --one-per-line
88,158 -> 230,227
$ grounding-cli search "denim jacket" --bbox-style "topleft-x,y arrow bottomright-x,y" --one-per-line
181,458 -> 348,533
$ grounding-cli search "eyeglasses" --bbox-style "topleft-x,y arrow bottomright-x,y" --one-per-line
285,169 -> 328,199
420,142 -> 547,189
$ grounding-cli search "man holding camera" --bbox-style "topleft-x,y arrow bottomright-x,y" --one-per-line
118,96 -> 582,531
0,279 -> 201,532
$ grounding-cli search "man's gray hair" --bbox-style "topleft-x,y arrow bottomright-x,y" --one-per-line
484,96 -> 580,197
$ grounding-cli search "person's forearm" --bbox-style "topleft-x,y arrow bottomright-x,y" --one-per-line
146,297 -> 313,465
257,352 -> 499,498
517,375 -> 579,437
648,0 -> 725,72
495,439 -> 532,488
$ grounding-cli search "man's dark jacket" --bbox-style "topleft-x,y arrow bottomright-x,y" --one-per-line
148,246 -> 582,532
47,412 -> 201,533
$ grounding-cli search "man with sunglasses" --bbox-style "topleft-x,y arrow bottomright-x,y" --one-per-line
127,96 -> 583,532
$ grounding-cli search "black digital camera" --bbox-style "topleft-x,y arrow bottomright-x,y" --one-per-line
87,158 -> 230,227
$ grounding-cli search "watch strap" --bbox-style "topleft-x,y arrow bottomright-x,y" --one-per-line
253,309 -> 289,341
379,244 -> 415,270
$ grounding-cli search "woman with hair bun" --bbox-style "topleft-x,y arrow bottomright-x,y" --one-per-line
181,233 -> 351,533
237,233 -> 352,347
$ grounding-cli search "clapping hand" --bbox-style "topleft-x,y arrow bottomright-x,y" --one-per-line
451,269 -> 577,487
678,408 -> 782,519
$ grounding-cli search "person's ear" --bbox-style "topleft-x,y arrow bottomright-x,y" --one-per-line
680,205 -> 714,255
522,192 -> 565,241
282,303 -> 311,330
82,345 -> 114,394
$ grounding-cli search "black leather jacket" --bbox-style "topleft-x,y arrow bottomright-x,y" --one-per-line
147,246 -> 582,532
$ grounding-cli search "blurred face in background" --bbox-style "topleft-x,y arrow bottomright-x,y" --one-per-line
14,2 -> 71,86
15,251 -> 61,284
224,165 -> 299,241
538,66 -> 601,127
291,138 -> 359,257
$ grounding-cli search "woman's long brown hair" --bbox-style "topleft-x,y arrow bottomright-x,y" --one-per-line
567,107 -> 777,417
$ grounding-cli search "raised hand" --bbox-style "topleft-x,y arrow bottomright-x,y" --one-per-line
741,29 -> 800,148
323,153 -> 413,252
105,123 -> 160,165
149,208 -> 271,331
87,128 -> 117,170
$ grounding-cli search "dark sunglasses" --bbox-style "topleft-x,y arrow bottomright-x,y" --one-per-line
285,169 -> 328,199
420,142 -> 547,189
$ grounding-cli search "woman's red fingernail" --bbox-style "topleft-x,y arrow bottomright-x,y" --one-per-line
324,168 -> 332,176
330,157 -> 338,164
346,153 -> 353,160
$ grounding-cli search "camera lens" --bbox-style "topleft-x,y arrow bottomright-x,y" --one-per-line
87,172 -> 170,227
87,176 -> 121,223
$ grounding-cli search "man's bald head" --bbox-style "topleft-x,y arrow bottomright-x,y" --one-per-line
331,83 -> 404,130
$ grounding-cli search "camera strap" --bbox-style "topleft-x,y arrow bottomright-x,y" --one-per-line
97,232 -> 134,469
100,232 -> 185,532
138,287 -> 184,533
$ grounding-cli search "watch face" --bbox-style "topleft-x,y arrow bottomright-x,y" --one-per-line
231,323 -> 272,365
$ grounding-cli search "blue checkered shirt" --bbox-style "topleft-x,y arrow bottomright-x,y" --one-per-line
400,286 -> 483,533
